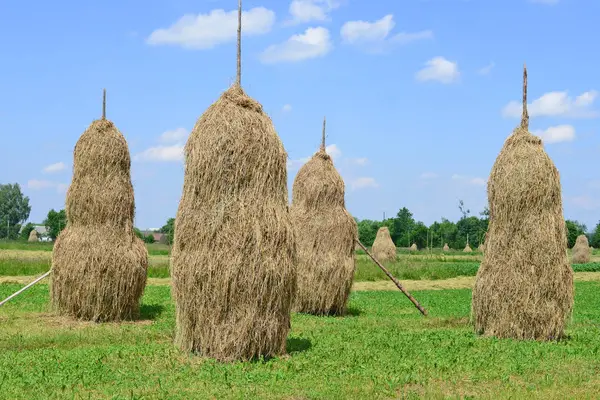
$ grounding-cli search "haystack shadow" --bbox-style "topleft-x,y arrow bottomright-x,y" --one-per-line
286,337 -> 312,354
139,304 -> 165,320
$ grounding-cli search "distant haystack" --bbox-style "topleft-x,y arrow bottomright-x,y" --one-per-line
443,243 -> 449,252
51,89 -> 148,322
572,235 -> 591,264
463,243 -> 472,253
291,118 -> 357,316
410,243 -> 418,251
170,1 -> 296,362
372,227 -> 396,262
478,242 -> 485,253
472,65 -> 573,340
28,229 -> 38,242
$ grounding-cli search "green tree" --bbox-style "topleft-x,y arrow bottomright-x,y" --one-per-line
0,183 -> 31,239
410,222 -> 429,249
565,220 -> 587,248
159,218 -> 175,245
144,233 -> 156,244
393,207 -> 415,247
134,228 -> 145,240
43,209 -> 67,240
20,223 -> 36,241
590,221 -> 600,248
357,219 -> 381,247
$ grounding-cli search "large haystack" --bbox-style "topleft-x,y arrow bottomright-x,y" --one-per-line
28,229 -> 38,242
443,243 -> 449,252
290,118 -> 357,316
410,243 -> 418,251
371,227 -> 396,262
51,90 -> 148,322
171,1 -> 296,362
472,66 -> 573,340
572,235 -> 591,264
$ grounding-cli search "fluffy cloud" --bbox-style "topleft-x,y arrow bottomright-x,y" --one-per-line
43,162 -> 66,174
349,158 -> 368,166
134,144 -> 184,162
159,128 -> 188,143
350,177 -> 379,190
325,143 -> 341,160
477,62 -> 495,75
502,90 -> 598,118
147,7 -> 275,49
340,14 -> 432,51
260,27 -> 332,64
288,0 -> 340,24
452,174 -> 486,186
532,125 -> 575,144
27,180 -> 68,193
415,57 -> 460,84
282,104 -> 293,112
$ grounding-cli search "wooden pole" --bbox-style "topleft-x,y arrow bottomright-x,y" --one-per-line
236,0 -> 242,86
356,240 -> 428,316
0,270 -> 52,307
321,116 -> 326,150
102,88 -> 106,120
521,63 -> 528,130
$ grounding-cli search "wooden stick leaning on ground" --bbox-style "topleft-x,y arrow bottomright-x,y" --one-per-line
0,270 -> 52,307
356,240 -> 428,316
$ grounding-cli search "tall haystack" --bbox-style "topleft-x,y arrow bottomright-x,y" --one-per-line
572,235 -> 591,264
28,229 -> 38,242
410,243 -> 418,251
171,0 -> 296,362
472,66 -> 573,340
290,118 -> 357,316
371,227 -> 396,262
51,89 -> 148,322
443,243 -> 449,252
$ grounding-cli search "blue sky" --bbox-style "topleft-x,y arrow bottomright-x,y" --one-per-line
1,0 -> 599,230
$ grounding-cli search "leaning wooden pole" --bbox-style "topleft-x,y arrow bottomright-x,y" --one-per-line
0,270 -> 52,307
356,240 -> 428,316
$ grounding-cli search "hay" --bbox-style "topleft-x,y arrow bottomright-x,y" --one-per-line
572,235 -> 591,264
170,0 -> 296,362
410,243 -> 418,251
463,244 -> 472,253
371,227 -> 396,262
290,117 -> 357,316
28,229 -> 38,242
51,91 -> 148,322
472,65 -> 573,340
443,243 -> 449,252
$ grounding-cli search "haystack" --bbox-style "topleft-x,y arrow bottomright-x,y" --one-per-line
410,243 -> 418,251
28,229 -> 38,242
51,89 -> 148,322
290,118 -> 357,316
463,243 -> 472,253
171,0 -> 296,362
443,243 -> 449,252
572,235 -> 591,264
472,66 -> 573,340
371,227 -> 396,262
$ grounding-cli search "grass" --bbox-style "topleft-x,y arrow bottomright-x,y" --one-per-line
0,240 -> 171,256
2,282 -> 600,398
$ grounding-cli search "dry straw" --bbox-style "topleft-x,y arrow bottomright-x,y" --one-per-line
171,0 -> 296,362
572,235 -> 590,264
290,117 -> 357,316
51,89 -> 148,322
28,229 -> 38,242
472,65 -> 573,340
410,243 -> 418,251
463,243 -> 472,253
372,227 -> 396,262
443,243 -> 449,252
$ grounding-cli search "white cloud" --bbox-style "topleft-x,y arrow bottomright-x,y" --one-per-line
282,104 -> 292,112
419,172 -> 438,180
340,14 -> 432,51
288,0 -> 341,24
27,180 -> 68,193
325,143 -> 341,160
415,57 -> 460,84
159,128 -> 188,143
287,156 -> 311,169
452,174 -> 485,186
502,90 -> 598,119
571,195 -> 599,210
349,157 -> 368,166
351,177 -> 379,190
260,27 -> 332,64
532,124 -> 575,144
477,62 -> 495,75
470,177 -> 486,186
43,162 -> 66,174
147,7 -> 275,49
134,145 -> 184,162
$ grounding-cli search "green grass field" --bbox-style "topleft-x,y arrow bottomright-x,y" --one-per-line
2,282 -> 600,399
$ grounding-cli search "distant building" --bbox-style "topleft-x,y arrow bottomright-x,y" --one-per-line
140,230 -> 169,244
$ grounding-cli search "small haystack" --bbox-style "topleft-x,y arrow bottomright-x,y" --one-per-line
51,89 -> 148,322
372,227 -> 396,262
28,229 -> 38,242
171,0 -> 296,362
291,117 -> 357,316
443,243 -> 449,252
463,243 -> 472,253
410,243 -> 418,251
472,65 -> 573,340
572,235 -> 591,264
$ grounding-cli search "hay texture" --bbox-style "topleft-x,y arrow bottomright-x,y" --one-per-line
51,95 -> 148,322
472,66 -> 573,340
443,243 -> 449,252
171,3 -> 295,360
410,243 -> 418,251
290,118 -> 357,316
463,244 -> 472,253
28,229 -> 38,242
371,227 -> 396,262
572,235 -> 591,264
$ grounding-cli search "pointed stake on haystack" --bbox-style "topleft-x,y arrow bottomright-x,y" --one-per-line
236,0 -> 242,86
102,88 -> 106,120
321,116 -> 326,151
356,240 -> 428,316
521,63 -> 528,130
